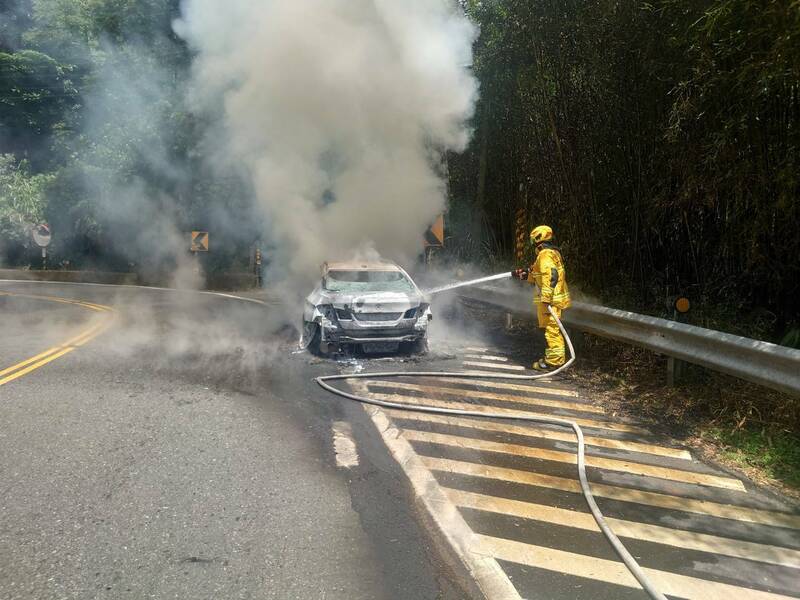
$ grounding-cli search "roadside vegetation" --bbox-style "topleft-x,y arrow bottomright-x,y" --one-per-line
447,0 -> 799,345
2,0 -> 797,341
0,0 -> 258,274
577,334 -> 800,495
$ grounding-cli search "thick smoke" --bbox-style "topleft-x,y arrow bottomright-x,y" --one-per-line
174,0 -> 478,281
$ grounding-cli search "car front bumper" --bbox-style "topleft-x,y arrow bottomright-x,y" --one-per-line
321,325 -> 426,344
319,315 -> 429,345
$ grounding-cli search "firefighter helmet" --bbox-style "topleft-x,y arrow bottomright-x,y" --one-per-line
530,225 -> 553,245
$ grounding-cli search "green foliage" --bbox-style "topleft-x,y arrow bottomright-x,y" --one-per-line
0,49 -> 78,166
3,0 -> 798,299
780,326 -> 800,349
0,153 -> 54,263
0,154 -> 50,221
705,425 -> 800,489
0,0 -> 249,275
450,0 -> 800,337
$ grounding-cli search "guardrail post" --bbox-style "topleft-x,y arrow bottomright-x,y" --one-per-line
567,326 -> 584,355
667,297 -> 691,386
667,355 -> 677,386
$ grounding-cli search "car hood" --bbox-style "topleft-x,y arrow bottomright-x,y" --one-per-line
313,289 -> 423,311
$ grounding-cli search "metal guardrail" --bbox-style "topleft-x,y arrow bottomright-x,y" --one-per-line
457,282 -> 800,397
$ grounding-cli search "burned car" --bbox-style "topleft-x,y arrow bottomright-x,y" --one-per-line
302,261 -> 431,355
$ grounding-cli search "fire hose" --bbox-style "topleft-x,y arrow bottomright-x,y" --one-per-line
316,295 -> 667,600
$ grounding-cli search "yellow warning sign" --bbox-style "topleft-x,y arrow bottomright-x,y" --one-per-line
424,215 -> 444,248
191,231 -> 209,252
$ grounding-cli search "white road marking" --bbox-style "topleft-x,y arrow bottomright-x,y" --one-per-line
448,488 -> 800,568
366,380 -> 603,413
364,404 -> 522,600
366,391 -> 648,434
384,411 -> 692,460
464,354 -> 509,362
405,430 -> 744,490
424,457 -> 800,529
0,279 -> 269,305
463,361 -> 526,371
460,370 -> 534,378
431,377 -> 579,397
478,534 -> 798,600
332,421 -> 359,468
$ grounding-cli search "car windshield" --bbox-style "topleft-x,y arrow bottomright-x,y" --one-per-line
324,269 -> 416,293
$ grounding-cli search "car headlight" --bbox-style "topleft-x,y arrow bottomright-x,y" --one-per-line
403,307 -> 418,319
318,304 -> 337,321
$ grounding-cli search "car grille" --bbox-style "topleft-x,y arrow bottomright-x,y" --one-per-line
354,312 -> 403,322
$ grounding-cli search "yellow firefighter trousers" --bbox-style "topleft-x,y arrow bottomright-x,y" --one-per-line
536,304 -> 565,366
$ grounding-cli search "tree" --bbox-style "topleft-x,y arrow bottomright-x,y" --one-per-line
451,0 -> 799,337
0,49 -> 78,167
0,153 -> 53,264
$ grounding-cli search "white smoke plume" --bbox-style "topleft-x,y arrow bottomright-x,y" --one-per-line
174,0 -> 478,281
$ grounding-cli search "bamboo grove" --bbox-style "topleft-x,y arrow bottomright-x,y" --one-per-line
448,0 -> 799,341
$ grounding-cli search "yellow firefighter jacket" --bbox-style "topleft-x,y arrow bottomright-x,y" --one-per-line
528,244 -> 571,308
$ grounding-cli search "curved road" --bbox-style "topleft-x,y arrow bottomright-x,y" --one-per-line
3,280 -> 799,600
0,281 -> 459,600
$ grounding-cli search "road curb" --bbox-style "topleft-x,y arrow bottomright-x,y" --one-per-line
362,397 -> 521,600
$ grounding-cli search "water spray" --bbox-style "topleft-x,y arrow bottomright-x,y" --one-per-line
423,272 -> 512,296
316,285 -> 668,600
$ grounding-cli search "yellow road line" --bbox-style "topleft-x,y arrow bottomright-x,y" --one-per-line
0,347 -> 77,386
0,292 -> 113,386
0,321 -> 104,378
384,410 -> 692,460
423,457 -> 800,529
361,389 -> 649,435
477,534 -> 797,600
0,291 -> 110,313
0,322 -> 108,387
405,430 -> 744,491
463,361 -> 526,371
367,380 -> 603,414
429,376 -> 579,398
448,489 -> 800,568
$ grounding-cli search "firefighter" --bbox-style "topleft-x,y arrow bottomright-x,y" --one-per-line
512,225 -> 571,370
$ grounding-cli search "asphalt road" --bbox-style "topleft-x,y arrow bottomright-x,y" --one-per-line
0,281 -> 462,600
2,279 -> 799,600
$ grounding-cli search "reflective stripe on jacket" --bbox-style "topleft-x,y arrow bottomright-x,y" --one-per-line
528,245 -> 571,308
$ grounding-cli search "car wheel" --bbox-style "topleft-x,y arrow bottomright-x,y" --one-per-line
402,337 -> 428,355
305,322 -> 323,355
